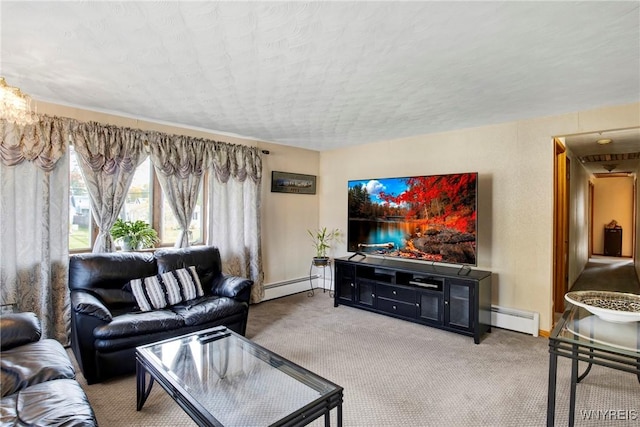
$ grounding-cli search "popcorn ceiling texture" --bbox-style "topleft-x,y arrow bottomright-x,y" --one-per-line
2,2 -> 639,150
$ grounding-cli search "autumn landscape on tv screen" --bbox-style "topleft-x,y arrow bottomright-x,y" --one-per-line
348,173 -> 477,265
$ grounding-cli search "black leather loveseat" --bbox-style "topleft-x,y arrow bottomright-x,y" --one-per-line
69,245 -> 253,384
1,312 -> 98,426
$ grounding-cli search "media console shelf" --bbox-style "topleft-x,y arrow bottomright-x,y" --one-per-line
334,257 -> 492,343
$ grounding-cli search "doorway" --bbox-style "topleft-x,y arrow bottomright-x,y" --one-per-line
554,127 -> 640,327
591,175 -> 635,258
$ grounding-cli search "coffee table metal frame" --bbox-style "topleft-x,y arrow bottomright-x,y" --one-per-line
136,326 -> 343,427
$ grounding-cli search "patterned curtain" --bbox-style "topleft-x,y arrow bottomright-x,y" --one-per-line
0,117 -> 71,342
205,142 -> 264,303
147,133 -> 206,248
71,122 -> 148,252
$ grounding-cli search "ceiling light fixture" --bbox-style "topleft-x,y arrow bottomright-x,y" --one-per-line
596,138 -> 612,145
603,164 -> 617,172
0,77 -> 37,125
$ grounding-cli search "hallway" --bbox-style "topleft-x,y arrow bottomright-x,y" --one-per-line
569,255 -> 640,294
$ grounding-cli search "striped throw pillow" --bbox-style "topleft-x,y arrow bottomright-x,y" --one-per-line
129,266 -> 204,312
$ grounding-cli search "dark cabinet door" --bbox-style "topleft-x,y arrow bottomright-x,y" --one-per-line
446,280 -> 473,331
356,279 -> 375,307
335,264 -> 355,304
417,290 -> 443,324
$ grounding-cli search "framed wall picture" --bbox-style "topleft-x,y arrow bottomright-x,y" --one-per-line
271,171 -> 317,194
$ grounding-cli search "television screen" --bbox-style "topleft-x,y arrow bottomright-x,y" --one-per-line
348,172 -> 478,265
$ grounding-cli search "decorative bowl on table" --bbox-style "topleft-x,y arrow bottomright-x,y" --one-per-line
564,291 -> 640,323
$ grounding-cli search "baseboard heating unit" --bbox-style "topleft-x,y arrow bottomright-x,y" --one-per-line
263,275 -> 321,301
264,276 -> 317,289
491,305 -> 539,337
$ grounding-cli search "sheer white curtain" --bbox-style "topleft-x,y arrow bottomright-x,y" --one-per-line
148,134 -> 206,248
71,122 -> 148,252
0,117 -> 71,342
206,143 -> 264,303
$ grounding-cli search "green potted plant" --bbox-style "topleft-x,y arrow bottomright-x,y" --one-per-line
110,219 -> 159,251
308,227 -> 342,266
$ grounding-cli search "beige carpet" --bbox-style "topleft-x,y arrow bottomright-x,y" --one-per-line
75,292 -> 639,426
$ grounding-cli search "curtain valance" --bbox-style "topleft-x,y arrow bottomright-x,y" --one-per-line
2,116 -> 262,177
147,132 -> 207,178
146,133 -> 262,182
0,117 -> 68,172
71,121 -> 147,174
206,141 -> 262,183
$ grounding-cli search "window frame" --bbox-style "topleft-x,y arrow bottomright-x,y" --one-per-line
69,155 -> 207,253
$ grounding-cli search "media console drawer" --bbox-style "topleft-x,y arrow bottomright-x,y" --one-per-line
376,283 -> 415,303
334,257 -> 492,344
377,297 -> 416,318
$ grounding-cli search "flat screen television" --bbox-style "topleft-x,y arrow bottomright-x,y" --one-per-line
347,172 -> 478,266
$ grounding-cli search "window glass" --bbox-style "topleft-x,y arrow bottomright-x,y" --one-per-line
69,146 -> 92,250
161,184 -> 203,245
120,158 -> 152,224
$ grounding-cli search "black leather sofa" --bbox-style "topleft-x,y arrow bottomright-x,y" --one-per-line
0,312 -> 98,426
69,245 -> 253,384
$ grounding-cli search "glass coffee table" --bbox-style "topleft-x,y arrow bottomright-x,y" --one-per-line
136,326 -> 343,426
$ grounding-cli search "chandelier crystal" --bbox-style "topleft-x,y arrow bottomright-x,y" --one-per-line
0,77 -> 37,125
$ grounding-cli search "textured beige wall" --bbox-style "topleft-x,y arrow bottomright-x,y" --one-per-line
35,99 -> 640,331
566,147 -> 592,288
35,100 -> 320,286
593,176 -> 634,257
320,102 -> 640,332
259,145 -> 321,285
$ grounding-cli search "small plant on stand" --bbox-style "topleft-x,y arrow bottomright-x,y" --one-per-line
308,227 -> 342,267
307,227 -> 342,297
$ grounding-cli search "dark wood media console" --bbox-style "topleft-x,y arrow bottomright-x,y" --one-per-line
334,256 -> 492,343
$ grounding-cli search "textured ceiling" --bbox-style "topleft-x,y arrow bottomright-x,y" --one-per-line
1,1 -> 639,151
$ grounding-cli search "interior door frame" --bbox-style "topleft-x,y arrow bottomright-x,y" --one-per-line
589,181 -> 594,257
552,138 -> 569,318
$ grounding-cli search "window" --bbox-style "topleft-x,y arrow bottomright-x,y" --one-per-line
69,148 -> 205,252
161,184 -> 204,245
69,145 -> 92,251
120,159 -> 152,224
